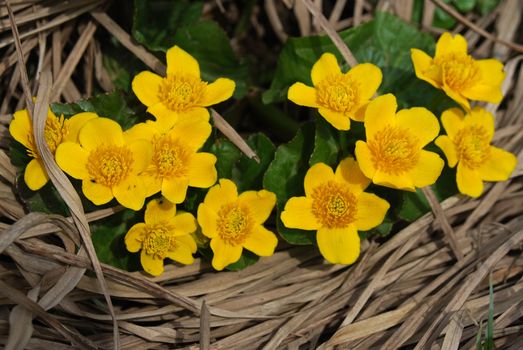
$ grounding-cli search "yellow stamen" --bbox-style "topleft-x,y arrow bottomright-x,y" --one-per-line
435,53 -> 480,91
311,181 -> 357,228
316,74 -> 360,113
86,145 -> 133,187
27,114 -> 68,158
367,126 -> 419,175
151,135 -> 190,178
217,203 -> 253,245
158,74 -> 207,111
454,125 -> 490,169
143,224 -> 177,258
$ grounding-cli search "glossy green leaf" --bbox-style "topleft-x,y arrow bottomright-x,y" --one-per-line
225,250 -> 259,271
209,138 -> 242,179
309,116 -> 341,167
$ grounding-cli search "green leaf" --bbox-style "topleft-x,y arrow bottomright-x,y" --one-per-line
263,123 -> 316,244
264,12 -> 454,113
91,209 -> 141,271
433,6 -> 457,29
453,0 -> 476,12
231,133 -> 276,192
476,0 -> 500,15
309,116 -> 341,167
51,91 -> 138,130
209,138 -> 242,179
132,0 -> 204,52
17,173 -> 69,216
225,250 -> 259,271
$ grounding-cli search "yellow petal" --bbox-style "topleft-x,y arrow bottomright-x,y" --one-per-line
334,157 -> 370,194
410,150 -> 445,188
465,107 -> 494,141
176,234 -> 197,253
65,112 -> 99,142
144,198 -> 177,225
411,48 -> 441,88
364,94 -> 397,140
373,170 -> 415,191
113,176 -> 147,210
203,178 -> 238,212
396,107 -> 440,147
124,122 -> 157,143
238,190 -> 276,224
187,153 -> 217,188
464,59 -> 504,103
355,192 -> 389,231
304,162 -> 335,197
127,139 -> 152,175
166,243 -> 195,265
170,119 -> 212,151
140,251 -> 164,276
171,212 -> 197,236
352,101 -> 369,122
210,238 -> 243,271
244,226 -> 278,257
55,142 -> 89,179
316,226 -> 360,265
24,159 -> 48,191
82,180 -> 113,205
435,135 -> 458,167
141,172 -> 162,197
311,53 -> 341,86
281,196 -> 320,230
201,78 -> 235,106
441,108 -> 465,139
435,32 -> 468,57
161,176 -> 190,204
79,118 -> 123,150
287,82 -> 318,108
9,109 -> 33,150
477,146 -> 517,181
197,203 -> 219,238
456,163 -> 483,197
124,223 -> 146,252
354,141 -> 377,180
463,84 -> 503,105
148,102 -> 178,128
441,78 -> 471,111
346,63 -> 382,101
181,107 -> 210,123
132,71 -> 163,107
318,108 -> 350,131
166,46 -> 200,78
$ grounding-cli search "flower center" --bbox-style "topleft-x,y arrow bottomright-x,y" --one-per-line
367,126 -> 420,175
311,181 -> 357,229
454,125 -> 491,169
316,74 -> 360,113
158,74 -> 207,112
27,114 -> 68,158
435,53 -> 480,91
143,224 -> 177,258
216,203 -> 253,245
151,135 -> 191,178
86,145 -> 134,187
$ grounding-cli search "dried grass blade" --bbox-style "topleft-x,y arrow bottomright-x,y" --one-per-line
6,285 -> 39,350
200,300 -> 210,350
32,71 -> 119,349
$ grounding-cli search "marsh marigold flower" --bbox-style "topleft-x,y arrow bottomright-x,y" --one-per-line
9,109 -> 97,190
125,119 -> 217,204
55,117 -> 152,210
281,158 -> 389,264
411,32 -> 505,110
287,52 -> 382,130
435,107 -> 516,197
197,179 -> 277,271
125,198 -> 197,276
354,94 -> 444,191
132,45 -> 236,130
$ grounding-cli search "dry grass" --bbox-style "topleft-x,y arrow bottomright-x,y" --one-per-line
0,0 -> 522,349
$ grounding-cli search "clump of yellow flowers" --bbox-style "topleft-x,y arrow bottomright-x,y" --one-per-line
8,33 -> 516,276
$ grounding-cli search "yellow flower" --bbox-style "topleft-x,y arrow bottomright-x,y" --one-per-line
132,45 -> 236,130
354,94 -> 444,191
287,52 -> 382,130
55,117 -> 152,210
281,158 -> 389,264
435,107 -> 517,197
411,32 -> 505,110
9,109 -> 97,190
197,179 -> 277,271
125,198 -> 197,276
125,119 -> 217,204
